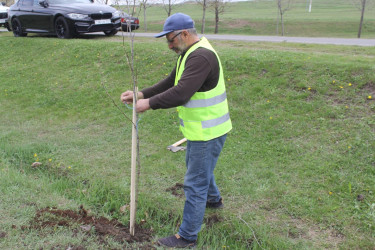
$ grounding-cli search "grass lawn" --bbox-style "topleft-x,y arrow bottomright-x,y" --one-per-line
131,0 -> 375,38
1,22 -> 375,249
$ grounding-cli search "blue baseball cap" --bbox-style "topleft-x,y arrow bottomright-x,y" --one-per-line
154,13 -> 195,38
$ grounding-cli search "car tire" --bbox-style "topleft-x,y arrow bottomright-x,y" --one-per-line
104,29 -> 118,36
55,16 -> 75,39
12,18 -> 27,37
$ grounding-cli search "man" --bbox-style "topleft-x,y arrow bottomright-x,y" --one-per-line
120,13 -> 232,248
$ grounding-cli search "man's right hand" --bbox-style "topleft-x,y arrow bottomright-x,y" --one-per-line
120,91 -> 144,104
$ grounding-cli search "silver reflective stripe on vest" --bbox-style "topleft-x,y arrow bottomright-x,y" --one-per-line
202,112 -> 230,128
183,92 -> 227,108
180,112 -> 230,129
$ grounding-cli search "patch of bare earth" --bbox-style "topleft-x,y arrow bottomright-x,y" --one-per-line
226,20 -> 253,29
0,231 -> 7,238
288,217 -> 344,247
205,213 -> 223,228
166,182 -> 184,197
23,205 -> 155,248
260,207 -> 345,248
233,198 -> 345,248
362,82 -> 375,98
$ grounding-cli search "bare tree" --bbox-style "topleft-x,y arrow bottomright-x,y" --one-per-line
196,0 -> 208,34
357,0 -> 366,38
162,0 -> 179,17
100,0 -> 142,237
209,0 -> 228,34
276,0 -> 294,36
94,0 -> 109,4
352,0 -> 374,38
139,0 -> 153,31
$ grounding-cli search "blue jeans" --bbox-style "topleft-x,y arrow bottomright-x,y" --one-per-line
178,134 -> 227,241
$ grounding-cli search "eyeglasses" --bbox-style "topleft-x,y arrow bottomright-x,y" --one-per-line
166,32 -> 182,44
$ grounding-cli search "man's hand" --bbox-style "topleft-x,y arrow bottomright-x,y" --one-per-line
120,91 -> 144,104
136,99 -> 150,113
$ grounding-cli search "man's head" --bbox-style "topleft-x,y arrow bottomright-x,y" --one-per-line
155,13 -> 199,54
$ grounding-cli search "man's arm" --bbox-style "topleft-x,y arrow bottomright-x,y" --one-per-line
141,67 -> 176,99
148,49 -> 216,110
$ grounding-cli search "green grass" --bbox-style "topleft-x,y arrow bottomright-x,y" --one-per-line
1,31 -> 375,249
131,0 -> 375,38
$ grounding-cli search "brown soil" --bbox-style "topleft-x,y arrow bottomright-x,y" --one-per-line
205,214 -> 223,228
362,82 -> 375,99
24,205 -> 155,248
0,231 -> 7,238
362,82 -> 375,92
166,182 -> 184,197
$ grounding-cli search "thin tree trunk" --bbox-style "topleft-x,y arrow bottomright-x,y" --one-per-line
281,12 -> 284,36
143,5 -> 147,32
201,0 -> 206,34
215,8 -> 219,34
357,0 -> 366,38
277,0 -> 281,35
276,6 -> 279,35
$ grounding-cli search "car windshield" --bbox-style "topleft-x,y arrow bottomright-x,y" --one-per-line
48,0 -> 93,4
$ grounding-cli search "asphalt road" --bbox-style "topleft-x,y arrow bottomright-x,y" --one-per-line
2,28 -> 374,46
121,32 -> 375,47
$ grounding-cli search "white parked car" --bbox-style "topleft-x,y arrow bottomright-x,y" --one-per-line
0,3 -> 10,31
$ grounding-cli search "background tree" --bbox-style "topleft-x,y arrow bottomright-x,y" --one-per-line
139,0 -> 153,31
209,0 -> 228,34
352,0 -> 374,38
95,0 -> 110,4
162,0 -> 180,17
196,0 -> 208,34
276,0 -> 294,36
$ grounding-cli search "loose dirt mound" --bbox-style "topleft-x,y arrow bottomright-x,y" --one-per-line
25,205 -> 154,247
205,213 -> 223,228
166,182 -> 184,197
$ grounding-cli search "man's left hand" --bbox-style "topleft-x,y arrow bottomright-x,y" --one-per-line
136,99 -> 150,113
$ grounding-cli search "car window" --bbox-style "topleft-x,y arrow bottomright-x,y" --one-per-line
33,0 -> 39,5
21,0 -> 33,6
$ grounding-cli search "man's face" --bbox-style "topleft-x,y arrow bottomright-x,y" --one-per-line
166,31 -> 187,55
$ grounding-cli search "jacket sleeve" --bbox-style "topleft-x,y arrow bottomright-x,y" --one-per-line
141,66 -> 176,99
147,50 -> 214,110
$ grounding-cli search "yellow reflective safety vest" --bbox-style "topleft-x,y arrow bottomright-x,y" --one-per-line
175,37 -> 232,141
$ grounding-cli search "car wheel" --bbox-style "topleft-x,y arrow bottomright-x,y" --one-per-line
12,18 -> 27,37
55,16 -> 75,39
104,29 -> 118,36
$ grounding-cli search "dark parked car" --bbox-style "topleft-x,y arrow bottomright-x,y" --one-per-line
120,12 -> 139,32
0,3 -> 10,31
8,0 -> 121,38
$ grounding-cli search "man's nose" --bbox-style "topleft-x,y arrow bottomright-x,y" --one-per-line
168,43 -> 174,49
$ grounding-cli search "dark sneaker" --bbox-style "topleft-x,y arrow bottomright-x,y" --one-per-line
158,234 -> 196,248
206,198 -> 224,209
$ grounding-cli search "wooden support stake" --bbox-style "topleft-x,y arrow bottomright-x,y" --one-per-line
129,87 -> 138,236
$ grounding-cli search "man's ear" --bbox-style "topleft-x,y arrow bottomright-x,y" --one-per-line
181,30 -> 188,38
